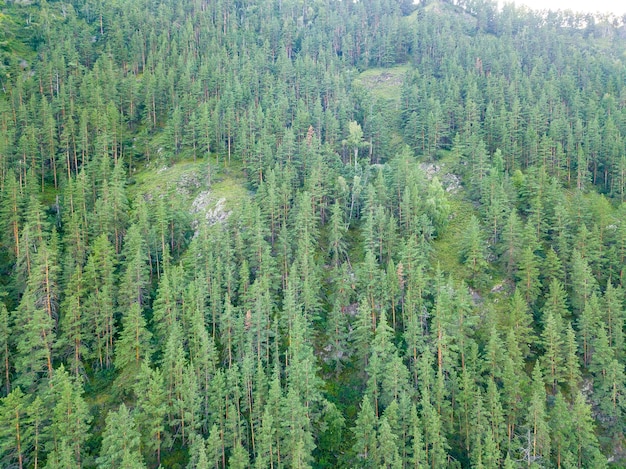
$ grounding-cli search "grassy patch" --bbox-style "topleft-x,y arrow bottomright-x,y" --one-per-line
129,156 -> 249,210
208,158 -> 250,211
129,158 -> 207,200
432,196 -> 475,279
428,150 -> 476,282
405,9 -> 419,24
353,65 -> 411,101
210,175 -> 250,212
423,0 -> 469,15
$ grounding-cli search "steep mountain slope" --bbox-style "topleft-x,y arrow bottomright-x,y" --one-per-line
1,0 -> 626,467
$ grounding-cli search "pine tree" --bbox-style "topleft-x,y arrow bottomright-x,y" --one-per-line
516,245 -> 541,305
421,393 -> 448,468
377,416 -> 402,469
563,324 -> 582,394
542,247 -> 565,287
317,400 -> 345,467
504,289 -> 534,358
45,440 -> 81,469
597,359 -> 626,437
57,267 -> 87,377
540,311 -> 564,393
327,200 -> 347,267
187,433 -> 210,469
577,293 -> 601,368
151,268 -> 181,349
16,194 -> 50,296
550,392 -> 576,469
264,369 -> 283,469
187,293 -> 217,433
589,326 -> 613,383
255,408 -> 276,469
118,224 -> 150,310
431,280 -> 456,376
366,309 -> 396,415
161,322 -> 200,445
281,387 -> 315,469
499,210 -> 523,276
83,233 -> 117,369
13,230 -> 60,389
13,286 -> 56,390
461,215 -> 488,283
571,392 -> 606,468
503,453 -> 516,469
352,396 -> 378,467
408,405 -> 426,469
0,388 -> 30,469
486,378 -> 506,454
134,363 -> 167,465
109,159 -> 129,252
353,297 -> 374,370
501,330 -> 527,446
206,424 -> 224,468
457,367 -> 480,456
47,365 -> 92,466
603,282 -> 624,358
525,363 -> 550,465
27,395 -> 46,469
569,249 -> 597,314
97,404 -> 146,469
0,304 -> 10,395
290,437 -> 313,469
418,353 -> 448,468
0,172 -> 22,262
115,303 -> 153,382
325,283 -> 350,374
542,279 -> 569,322
177,365 -> 201,446
381,354 -> 412,413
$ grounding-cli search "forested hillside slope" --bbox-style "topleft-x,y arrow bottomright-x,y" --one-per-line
1,0 -> 626,467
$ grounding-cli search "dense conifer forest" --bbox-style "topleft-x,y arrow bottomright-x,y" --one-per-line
2,0 -> 626,466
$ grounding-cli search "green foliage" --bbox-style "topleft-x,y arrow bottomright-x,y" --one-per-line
460,215 -> 488,284
1,0 -> 626,466
97,403 -> 146,469
114,303 -> 153,384
0,388 -> 30,468
354,66 -> 411,101
351,396 -> 378,467
47,365 -> 92,465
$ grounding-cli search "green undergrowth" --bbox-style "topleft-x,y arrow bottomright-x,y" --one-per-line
210,164 -> 250,212
432,195 -> 475,280
129,156 -> 249,212
353,65 -> 411,102
427,151 -> 473,280
428,151 -> 503,293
